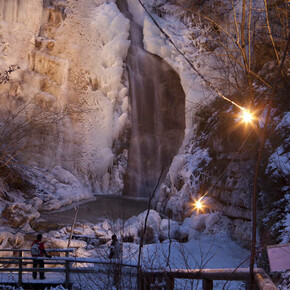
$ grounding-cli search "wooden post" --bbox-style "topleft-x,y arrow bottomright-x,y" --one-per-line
18,251 -> 23,286
65,251 -> 70,290
65,260 -> 70,289
165,276 -> 174,290
137,272 -> 143,290
202,279 -> 213,290
67,206 -> 79,249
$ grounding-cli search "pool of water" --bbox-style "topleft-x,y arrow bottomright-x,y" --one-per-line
40,195 -> 149,226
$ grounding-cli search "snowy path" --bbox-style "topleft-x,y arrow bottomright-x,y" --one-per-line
122,232 -> 250,289
0,272 -> 65,285
142,233 -> 250,270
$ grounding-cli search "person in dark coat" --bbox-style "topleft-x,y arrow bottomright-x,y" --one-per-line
31,234 -> 51,280
109,234 -> 122,287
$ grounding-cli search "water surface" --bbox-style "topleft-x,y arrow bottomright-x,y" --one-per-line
40,195 -> 149,226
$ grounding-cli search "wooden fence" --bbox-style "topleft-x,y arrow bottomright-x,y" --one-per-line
0,248 -> 136,289
0,249 -> 278,289
140,268 -> 278,290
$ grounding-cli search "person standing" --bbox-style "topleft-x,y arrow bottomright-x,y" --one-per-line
109,234 -> 121,287
109,234 -> 121,260
31,234 -> 51,280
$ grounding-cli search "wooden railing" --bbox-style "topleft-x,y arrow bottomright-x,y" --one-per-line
0,249 -> 278,289
0,248 -> 74,288
140,268 -> 278,290
0,248 -> 137,289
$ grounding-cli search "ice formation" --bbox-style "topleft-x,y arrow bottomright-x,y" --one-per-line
0,0 -> 131,202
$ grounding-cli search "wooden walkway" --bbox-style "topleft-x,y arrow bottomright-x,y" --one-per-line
0,272 -> 72,289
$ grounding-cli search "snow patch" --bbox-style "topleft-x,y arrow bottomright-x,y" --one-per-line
27,166 -> 93,211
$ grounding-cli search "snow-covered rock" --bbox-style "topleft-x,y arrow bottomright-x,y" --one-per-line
2,202 -> 40,228
179,213 -> 232,241
0,231 -> 25,253
49,237 -> 87,249
159,219 -> 180,240
137,210 -> 161,233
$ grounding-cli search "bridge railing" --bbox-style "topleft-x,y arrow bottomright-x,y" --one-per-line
140,268 -> 278,290
0,248 -> 75,288
0,249 -> 278,290
0,249 -> 137,289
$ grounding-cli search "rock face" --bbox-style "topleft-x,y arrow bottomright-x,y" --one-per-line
0,0 -> 130,194
155,99 -> 258,247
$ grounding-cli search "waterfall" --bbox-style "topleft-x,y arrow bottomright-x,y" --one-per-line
117,0 -> 185,198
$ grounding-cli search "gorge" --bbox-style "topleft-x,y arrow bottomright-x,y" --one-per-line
0,1 -> 289,288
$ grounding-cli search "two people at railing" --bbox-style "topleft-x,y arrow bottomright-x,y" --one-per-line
31,234 -> 52,280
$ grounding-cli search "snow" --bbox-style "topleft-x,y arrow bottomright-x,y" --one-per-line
267,243 -> 290,272
0,1 -> 286,287
0,207 -> 252,289
157,143 -> 212,218
49,237 -> 87,249
0,1 -> 133,211
137,1 -> 215,129
143,233 -> 249,270
36,210 -> 249,289
168,154 -> 185,186
127,0 -> 147,26
27,166 -> 93,211
137,210 -> 162,233
265,112 -> 290,244
281,193 -> 290,244
77,2 -> 130,185
160,219 -> 180,240
0,0 -> 131,196
267,146 -> 290,178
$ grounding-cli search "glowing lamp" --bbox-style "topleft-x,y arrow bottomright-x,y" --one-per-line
241,109 -> 254,123
190,197 -> 205,213
195,199 -> 203,210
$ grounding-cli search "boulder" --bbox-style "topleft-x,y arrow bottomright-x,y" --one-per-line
2,202 -> 40,228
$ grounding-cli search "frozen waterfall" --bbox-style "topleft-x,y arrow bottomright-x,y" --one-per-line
117,0 -> 185,198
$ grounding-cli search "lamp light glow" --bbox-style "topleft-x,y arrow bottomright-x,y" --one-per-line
241,109 -> 254,123
195,199 -> 203,210
190,197 -> 205,213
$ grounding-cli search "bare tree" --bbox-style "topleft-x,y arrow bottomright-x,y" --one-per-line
138,0 -> 289,288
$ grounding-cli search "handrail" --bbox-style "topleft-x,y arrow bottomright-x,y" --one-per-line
254,269 -> 278,290
0,254 -> 138,289
0,248 -> 74,252
141,268 -> 250,280
141,268 -> 278,290
0,253 -> 277,290
0,256 -> 138,267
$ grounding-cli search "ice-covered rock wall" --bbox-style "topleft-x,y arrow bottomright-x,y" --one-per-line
0,0 -> 130,196
135,0 -> 254,246
139,0 -> 289,249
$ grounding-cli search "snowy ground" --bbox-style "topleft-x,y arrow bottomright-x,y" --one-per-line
38,210 -> 251,289
0,234 -> 249,290
0,209 -> 251,289
0,232 -> 250,290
